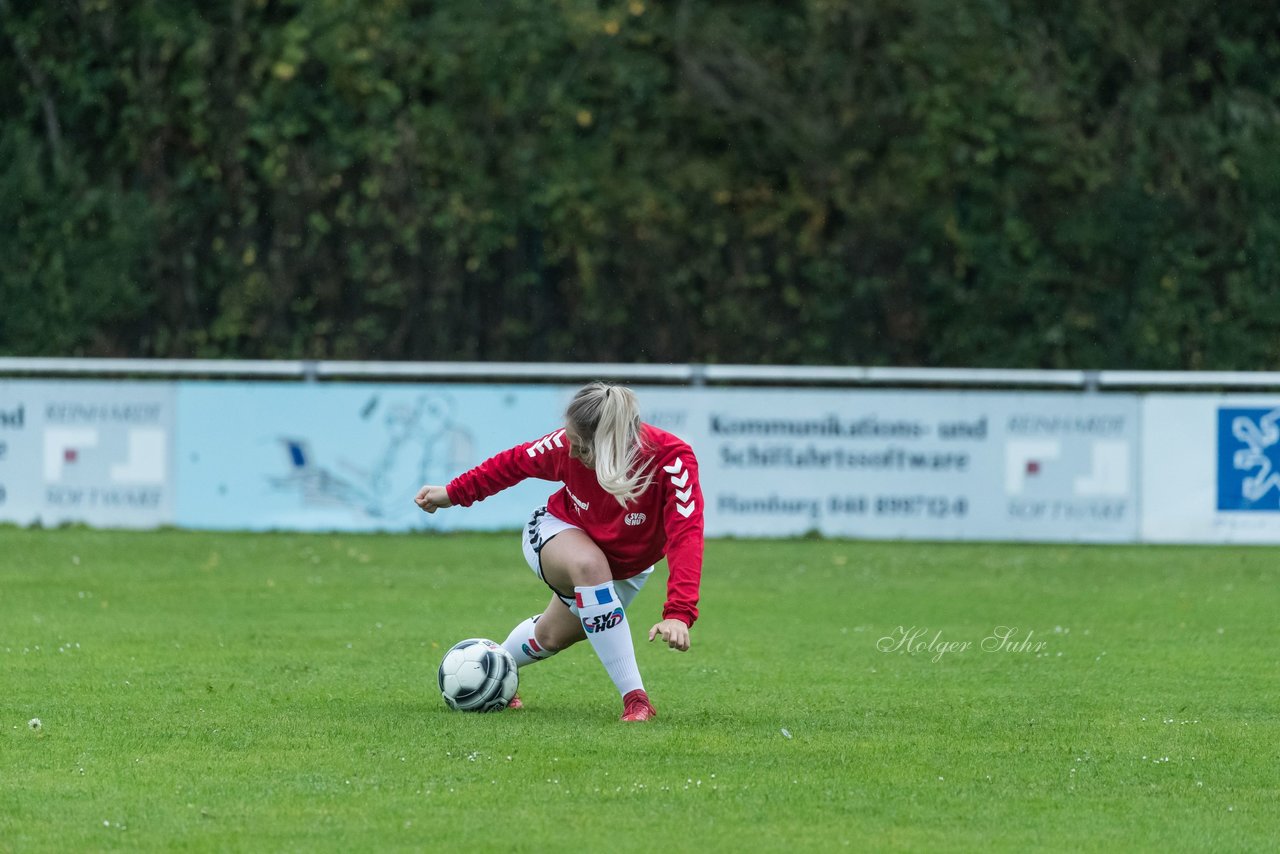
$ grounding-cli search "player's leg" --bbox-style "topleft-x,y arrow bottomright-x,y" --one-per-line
538,529 -> 654,719
499,594 -> 584,710
502,567 -> 651,673
502,507 -> 585,669
501,594 -> 584,668
607,567 -> 657,721
533,594 -> 587,650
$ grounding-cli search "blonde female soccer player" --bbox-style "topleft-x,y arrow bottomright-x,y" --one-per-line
414,382 -> 703,722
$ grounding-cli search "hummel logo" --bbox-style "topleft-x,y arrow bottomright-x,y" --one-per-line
567,487 -> 590,512
665,456 -> 696,517
526,429 -> 566,457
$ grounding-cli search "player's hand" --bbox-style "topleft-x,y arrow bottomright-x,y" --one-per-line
648,618 -> 691,652
414,485 -> 452,513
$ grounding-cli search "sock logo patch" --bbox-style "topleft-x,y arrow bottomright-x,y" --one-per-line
582,607 -> 625,634
575,588 -> 614,608
524,635 -> 551,659
522,641 -> 552,660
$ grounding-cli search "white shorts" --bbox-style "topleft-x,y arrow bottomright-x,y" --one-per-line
521,506 -> 653,614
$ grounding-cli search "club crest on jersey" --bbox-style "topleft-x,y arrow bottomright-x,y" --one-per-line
624,512 -> 647,526
582,608 -> 625,634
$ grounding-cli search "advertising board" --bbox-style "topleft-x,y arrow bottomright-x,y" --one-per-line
0,380 -> 175,528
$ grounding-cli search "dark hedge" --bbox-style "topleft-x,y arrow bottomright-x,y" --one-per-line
3,0 -> 1279,367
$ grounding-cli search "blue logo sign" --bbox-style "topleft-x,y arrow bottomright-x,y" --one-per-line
1217,407 -> 1280,511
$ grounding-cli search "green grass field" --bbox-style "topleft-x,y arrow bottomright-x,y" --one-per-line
3,528 -> 1278,852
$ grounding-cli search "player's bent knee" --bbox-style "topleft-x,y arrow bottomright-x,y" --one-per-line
568,553 -> 611,584
541,531 -> 612,588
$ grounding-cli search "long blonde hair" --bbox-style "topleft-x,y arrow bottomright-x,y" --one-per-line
565,382 -> 654,505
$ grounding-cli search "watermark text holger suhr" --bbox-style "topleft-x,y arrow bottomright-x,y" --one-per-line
877,626 -> 1048,662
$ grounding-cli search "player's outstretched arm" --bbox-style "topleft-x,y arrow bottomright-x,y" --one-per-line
414,484 -> 453,513
648,618 -> 691,652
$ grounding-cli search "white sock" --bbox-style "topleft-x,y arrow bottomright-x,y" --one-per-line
502,615 -> 557,668
574,581 -> 644,697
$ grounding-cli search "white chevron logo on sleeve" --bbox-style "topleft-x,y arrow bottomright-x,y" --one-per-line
526,429 -> 567,457
665,456 -> 695,516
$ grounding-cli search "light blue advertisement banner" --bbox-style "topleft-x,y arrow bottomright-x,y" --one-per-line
174,382 -> 572,531
2,379 -> 1146,542
641,388 -> 1140,542
175,383 -> 1139,541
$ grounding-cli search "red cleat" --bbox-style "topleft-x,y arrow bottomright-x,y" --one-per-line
507,693 -> 523,710
620,689 -> 657,722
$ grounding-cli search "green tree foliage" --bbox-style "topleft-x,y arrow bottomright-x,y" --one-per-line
2,0 -> 1278,367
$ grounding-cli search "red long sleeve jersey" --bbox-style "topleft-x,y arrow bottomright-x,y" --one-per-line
445,424 -> 704,627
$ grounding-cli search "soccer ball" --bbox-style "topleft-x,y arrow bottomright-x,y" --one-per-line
437,638 -> 518,712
